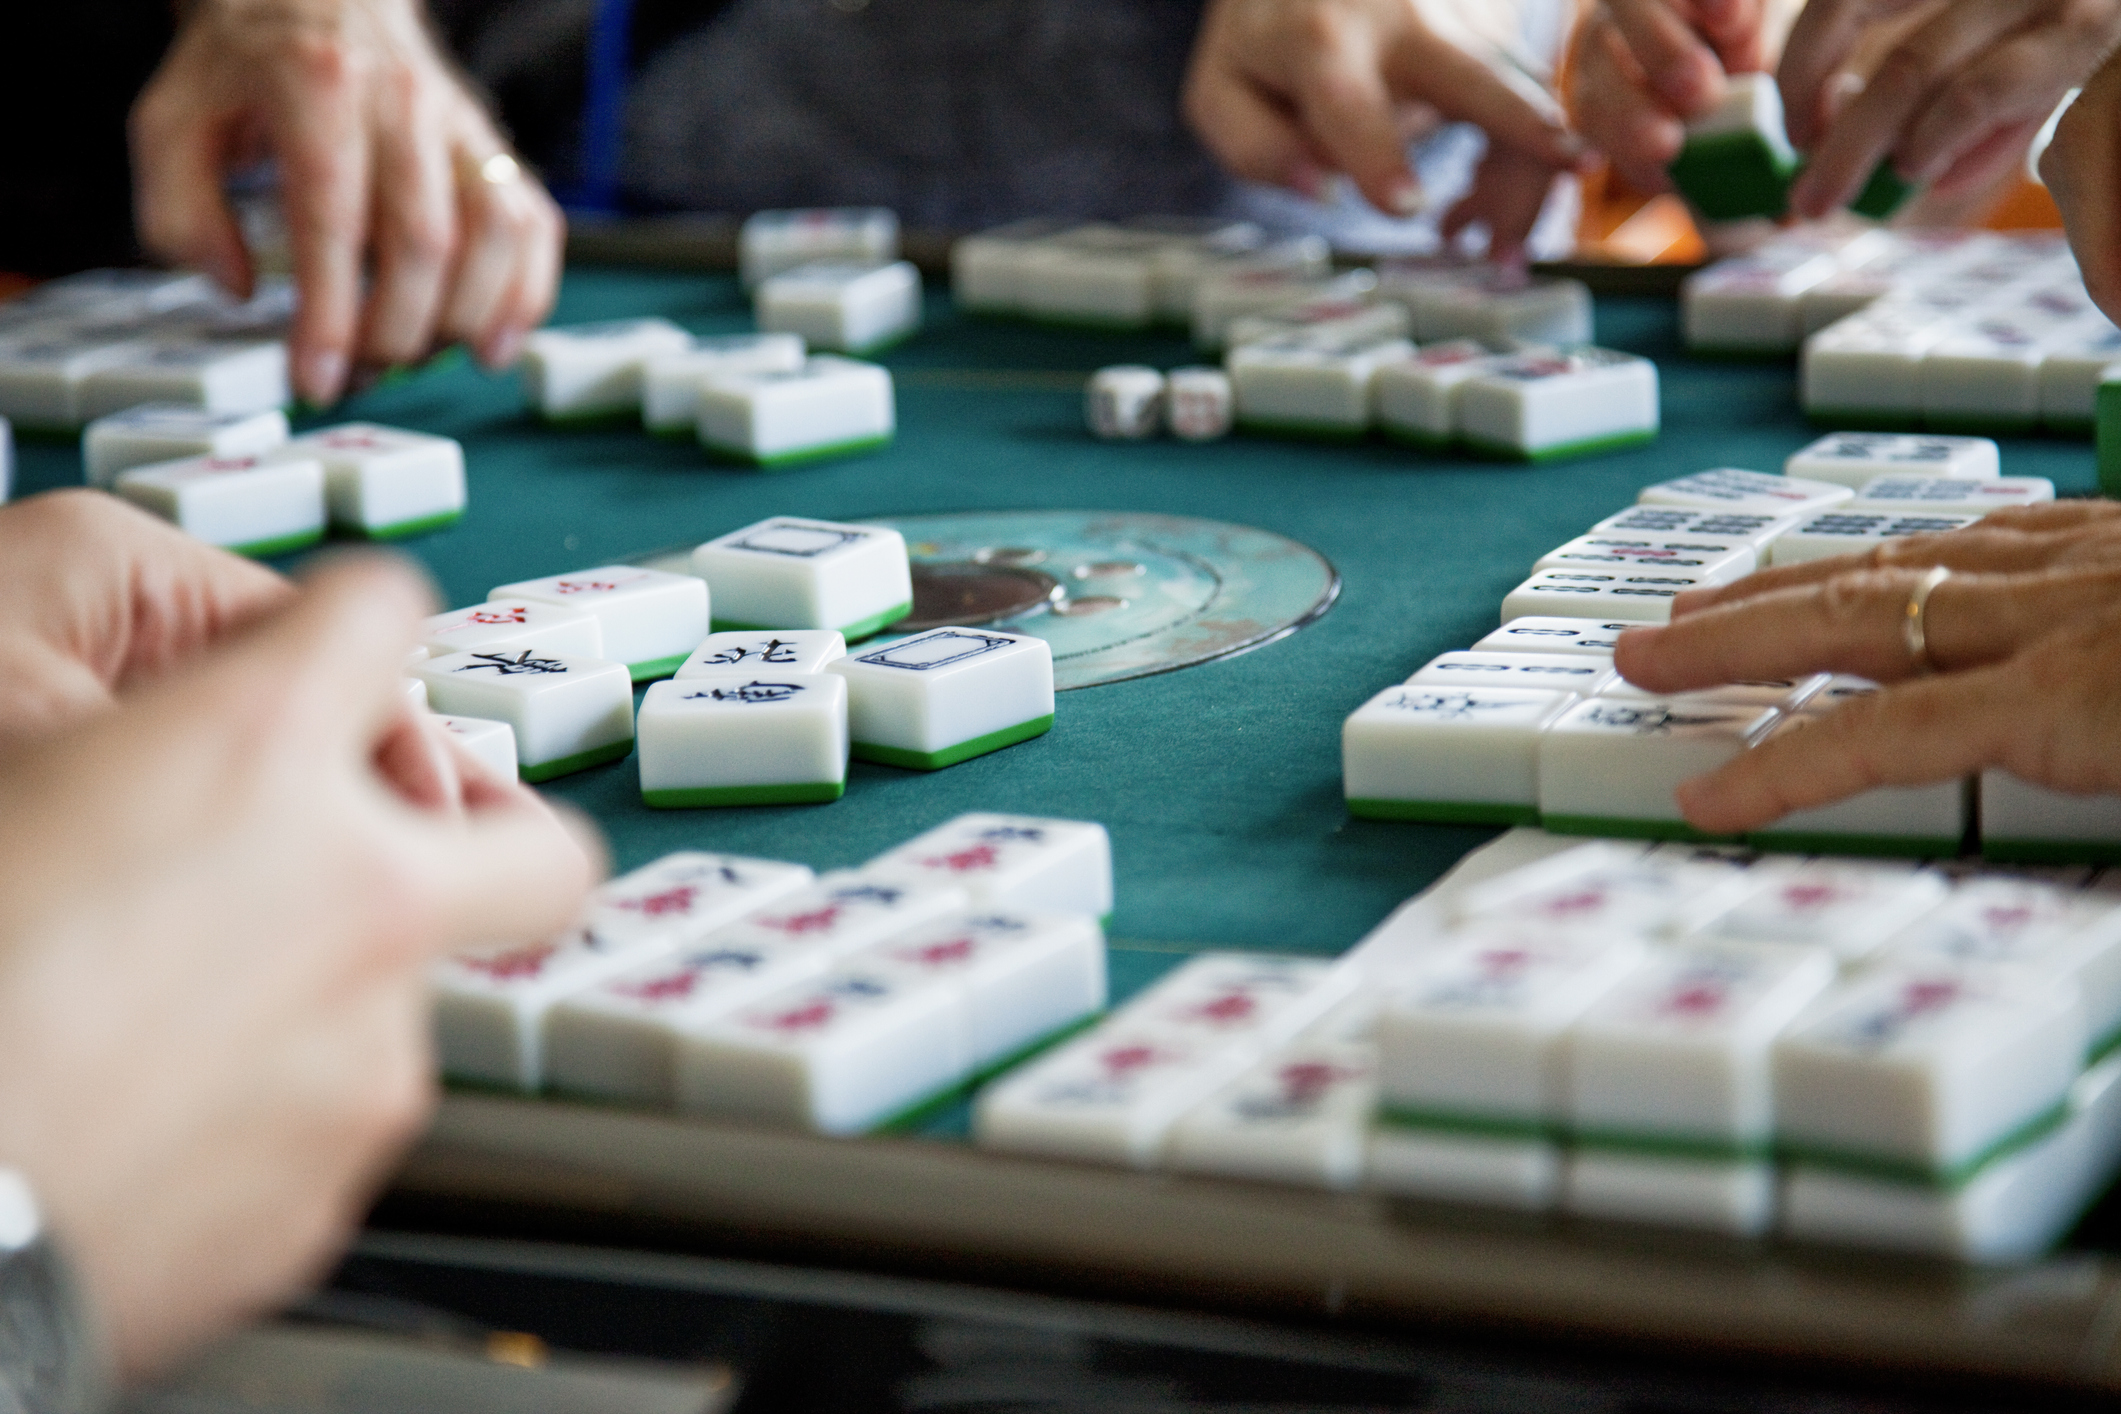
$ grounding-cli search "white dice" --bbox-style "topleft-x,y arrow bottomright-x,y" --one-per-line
754,261 -> 922,354
113,451 -> 325,557
636,673 -> 849,807
82,403 -> 289,488
1085,365 -> 1164,439
696,355 -> 895,467
1163,366 -> 1232,441
488,566 -> 709,682
412,649 -> 635,783
829,626 -> 1055,770
690,516 -> 911,640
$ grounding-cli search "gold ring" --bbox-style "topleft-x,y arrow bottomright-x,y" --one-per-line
476,153 -> 520,187
1902,565 -> 1951,674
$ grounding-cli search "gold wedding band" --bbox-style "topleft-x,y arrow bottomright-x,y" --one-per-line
1902,565 -> 1951,674
477,153 -> 521,187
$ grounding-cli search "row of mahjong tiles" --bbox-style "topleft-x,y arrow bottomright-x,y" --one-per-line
0,268 -> 294,430
450,815 -> 2121,1264
402,515 -> 1054,801
1340,453 -> 2114,861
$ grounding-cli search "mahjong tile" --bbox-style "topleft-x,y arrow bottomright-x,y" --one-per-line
112,451 -> 325,557
520,318 -> 694,420
1982,771 -> 2121,868
867,911 -> 1107,1070
1472,617 -> 1630,657
1667,72 -> 1799,221
1226,332 -> 1413,437
1533,530 -> 1756,583
739,206 -> 898,287
1742,717 -> 1966,857
755,261 -> 922,354
640,333 -> 807,435
1163,1042 -> 1376,1190
278,422 -> 465,539
82,403 -> 288,488
1406,651 -> 1616,696
488,565 -> 709,682
1598,673 -> 1828,712
434,714 -> 518,782
636,673 -> 849,808
860,813 -> 1113,918
675,629 -> 846,679
828,627 -> 1053,770
1637,467 -> 1853,517
78,339 -> 288,421
973,1026 -> 1245,1167
411,648 -> 634,782
708,873 -> 969,963
420,601 -> 603,661
1371,340 -> 1505,449
1341,684 -> 1574,825
1117,953 -> 1352,1056
1765,510 -> 1981,566
1537,698 -> 1783,841
696,356 -> 896,466
1451,839 -> 1760,939
1455,347 -> 1659,462
1783,431 -> 1999,490
1589,505 -> 1807,554
691,515 -> 912,641
1846,474 -> 2055,516
1692,857 -> 1946,961
1499,567 -> 1706,624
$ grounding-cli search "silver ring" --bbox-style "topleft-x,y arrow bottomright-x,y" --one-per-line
1902,565 -> 1951,674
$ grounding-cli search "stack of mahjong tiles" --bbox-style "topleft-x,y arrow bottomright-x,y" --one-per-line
1342,456 -> 2103,859
1350,838 -> 2121,1261
433,813 -> 1113,1135
405,515 -> 1057,801
519,316 -> 895,469
96,411 -> 468,554
0,268 -> 294,432
1683,225 -> 2121,435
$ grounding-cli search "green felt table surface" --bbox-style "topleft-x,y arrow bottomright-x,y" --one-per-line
16,268 -> 2101,963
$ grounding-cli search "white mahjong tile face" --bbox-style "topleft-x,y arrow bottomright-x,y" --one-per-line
1552,698 -> 1772,740
511,567 -> 669,602
589,854 -> 810,936
720,969 -> 913,1050
589,940 -> 801,1013
437,647 -> 591,684
1361,686 -> 1573,728
852,628 -> 1029,674
679,630 -> 844,676
1797,969 -> 2000,1056
1585,945 -> 1828,1035
1017,1033 -> 1214,1106
715,518 -> 880,562
551,319 -> 680,342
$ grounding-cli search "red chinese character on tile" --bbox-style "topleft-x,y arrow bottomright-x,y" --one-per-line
760,905 -> 843,936
924,844 -> 1000,874
459,942 -> 558,981
614,971 -> 699,1002
762,1000 -> 836,1033
618,885 -> 698,918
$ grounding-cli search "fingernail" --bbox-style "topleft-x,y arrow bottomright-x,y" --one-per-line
303,349 -> 347,405
1384,177 -> 1427,216
486,325 -> 526,370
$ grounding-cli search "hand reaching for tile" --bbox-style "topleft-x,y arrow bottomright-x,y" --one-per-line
0,554 -> 598,1379
1567,0 -> 1773,195
1614,501 -> 2121,834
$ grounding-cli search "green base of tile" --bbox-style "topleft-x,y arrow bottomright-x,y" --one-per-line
1780,1099 -> 2072,1192
627,652 -> 691,684
642,779 -> 845,808
1984,837 -> 2121,866
1851,162 -> 1915,221
1572,1127 -> 1771,1164
1461,429 -> 1658,464
1026,313 -> 1154,334
519,736 -> 634,783
1378,427 -> 1454,452
1236,417 -> 1367,443
852,714 -> 1053,771
872,1010 -> 1106,1134
712,600 -> 912,644
1542,813 -> 1741,845
342,509 -> 465,541
231,528 -> 327,558
1668,131 -> 1798,222
702,433 -> 895,469
1746,830 -> 1961,859
1376,1105 -> 1551,1143
1346,798 -> 1539,826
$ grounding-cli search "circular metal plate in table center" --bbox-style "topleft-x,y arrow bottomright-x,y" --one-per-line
899,562 -> 1062,631
627,510 -> 1339,691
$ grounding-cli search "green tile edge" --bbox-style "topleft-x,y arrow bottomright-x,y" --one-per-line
1780,1098 -> 2073,1192
642,780 -> 845,809
1667,130 -> 1798,222
1376,1105 -> 1552,1143
1377,426 -> 1455,452
871,1010 -> 1107,1134
710,599 -> 912,643
232,528 -> 327,558
519,736 -> 635,783
1571,1128 -> 1772,1165
628,652 -> 692,684
852,714 -> 1055,771
1236,416 -> 1368,443
1850,161 -> 1915,221
343,508 -> 465,541
1460,428 -> 1659,464
702,433 -> 895,469
1346,798 -> 1540,825
1983,837 -> 2121,865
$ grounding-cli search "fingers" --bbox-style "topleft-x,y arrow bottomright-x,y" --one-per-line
439,150 -> 565,368
1787,0 -> 2050,217
2046,55 -> 2121,325
358,79 -> 458,369
1387,27 -> 1587,174
1184,55 -> 1334,199
129,65 -> 254,298
1675,665 -> 2016,832
411,781 -> 601,952
482,190 -> 563,368
1442,147 -> 1559,264
374,710 -> 463,817
1294,13 -> 1426,213
1603,0 -> 1731,116
1897,21 -> 2117,195
235,554 -> 436,756
271,53 -> 371,407
1615,564 -> 2121,693
1569,19 -> 1686,192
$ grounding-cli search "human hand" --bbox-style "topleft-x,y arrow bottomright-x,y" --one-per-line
0,491 -> 289,742
2042,50 -> 2121,326
1569,0 -> 1771,196
1184,0 -> 1590,256
1611,502 -> 2121,834
1781,0 -> 2121,220
131,0 -> 566,405
0,553 -> 598,1379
